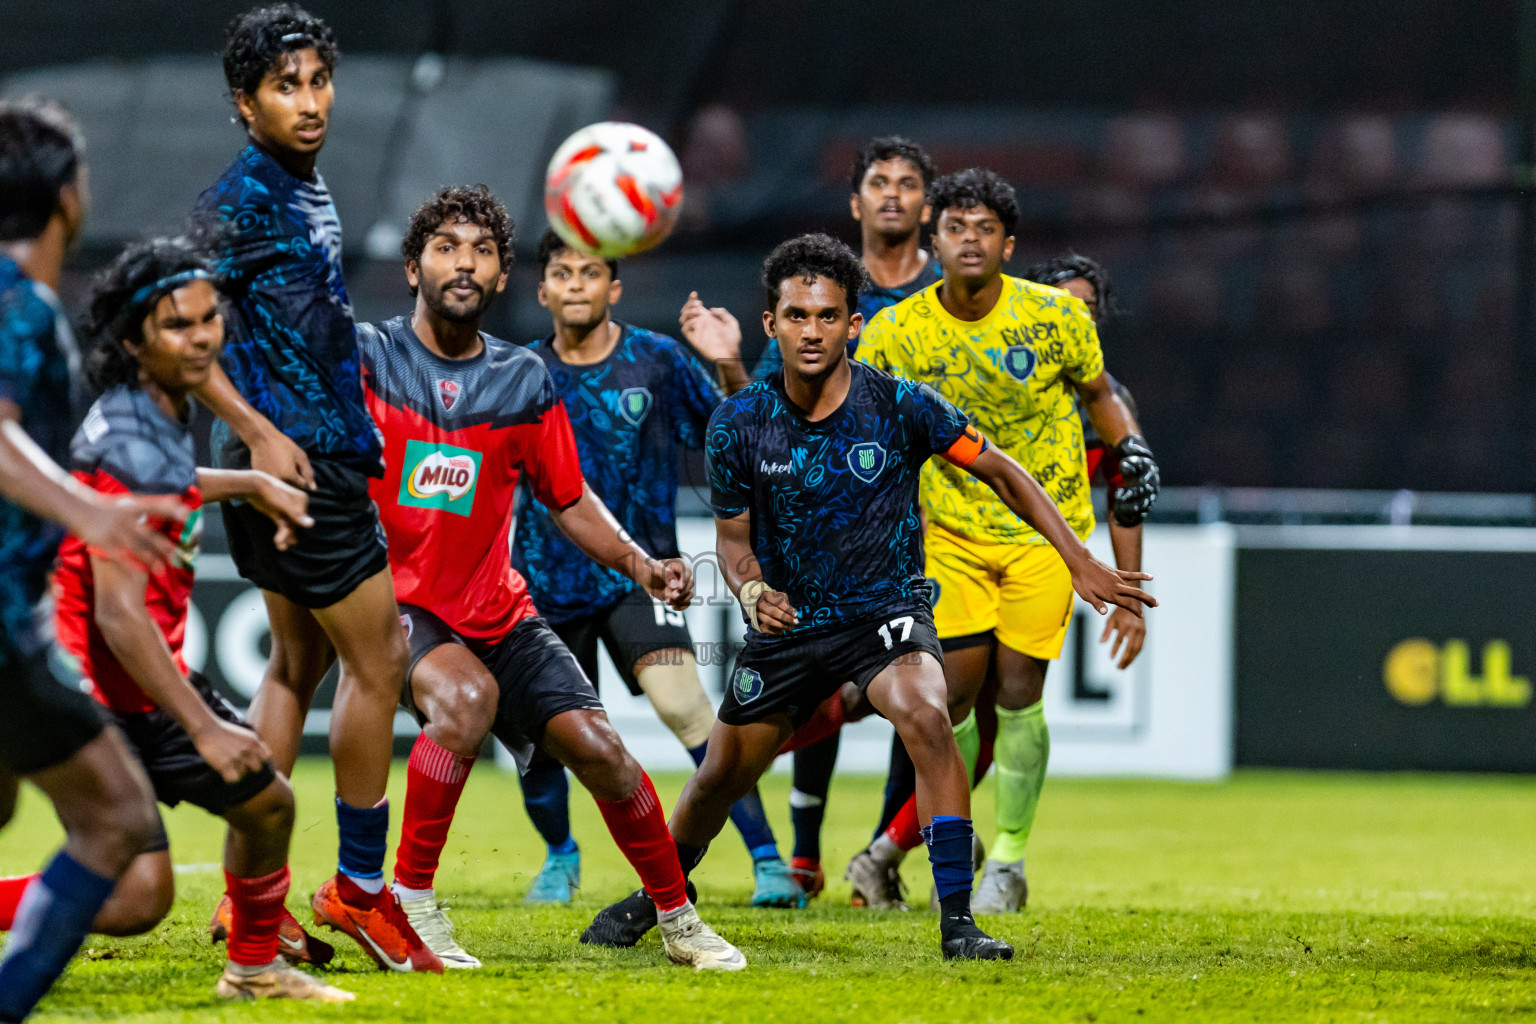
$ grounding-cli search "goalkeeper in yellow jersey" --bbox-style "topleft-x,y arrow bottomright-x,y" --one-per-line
856,168 -> 1159,913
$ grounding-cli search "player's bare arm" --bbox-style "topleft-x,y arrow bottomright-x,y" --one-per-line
958,438 -> 1155,616
548,482 -> 694,609
714,511 -> 798,634
90,554 -> 270,784
679,291 -> 750,395
192,365 -> 316,490
195,468 -> 313,551
1102,518 -> 1147,668
0,413 -> 183,571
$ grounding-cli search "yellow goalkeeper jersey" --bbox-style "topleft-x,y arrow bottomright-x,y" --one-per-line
858,274 -> 1104,546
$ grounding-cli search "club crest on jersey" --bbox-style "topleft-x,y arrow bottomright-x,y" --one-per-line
175,506 -> 204,570
437,379 -> 461,411
733,666 -> 764,702
847,442 -> 887,484
1002,344 -> 1038,383
617,387 -> 652,426
399,439 -> 483,517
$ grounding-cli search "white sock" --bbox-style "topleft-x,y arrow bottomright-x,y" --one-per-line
657,898 -> 693,924
342,872 -> 385,895
226,957 -> 283,976
869,833 -> 902,865
392,882 -> 434,902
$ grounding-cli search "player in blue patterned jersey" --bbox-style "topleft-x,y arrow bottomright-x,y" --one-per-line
757,138 -> 944,894
188,6 -> 434,972
513,230 -> 802,908
583,233 -> 1154,962
754,136 -> 940,385
0,98 -> 184,1023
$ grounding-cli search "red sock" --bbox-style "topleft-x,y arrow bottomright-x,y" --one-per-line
224,866 -> 289,967
394,734 -> 477,892
778,692 -> 846,755
595,773 -> 688,913
0,874 -> 36,929
887,795 -> 923,851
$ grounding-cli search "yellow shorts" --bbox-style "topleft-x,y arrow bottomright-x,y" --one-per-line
925,521 -> 1075,659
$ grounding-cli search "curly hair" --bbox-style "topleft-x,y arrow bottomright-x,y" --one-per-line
1025,253 -> 1118,322
401,185 -> 514,296
850,135 -> 937,194
0,98 -> 85,242
927,167 -> 1019,236
82,236 -> 218,391
222,4 -> 339,110
761,233 -> 868,313
536,228 -> 618,281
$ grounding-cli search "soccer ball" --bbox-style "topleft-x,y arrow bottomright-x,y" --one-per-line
544,122 -> 684,259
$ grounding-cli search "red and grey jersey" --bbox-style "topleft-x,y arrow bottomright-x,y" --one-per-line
1079,372 -> 1138,495
359,316 -> 585,643
54,386 -> 203,714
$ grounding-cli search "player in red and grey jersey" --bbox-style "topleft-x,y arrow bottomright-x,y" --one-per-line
356,185 -> 743,971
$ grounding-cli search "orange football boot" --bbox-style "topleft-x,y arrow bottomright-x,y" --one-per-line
311,875 -> 443,974
209,894 -> 336,966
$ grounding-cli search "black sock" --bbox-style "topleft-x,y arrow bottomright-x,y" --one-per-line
790,733 -> 839,861
674,840 -> 708,877
874,735 -> 917,839
938,890 -> 975,928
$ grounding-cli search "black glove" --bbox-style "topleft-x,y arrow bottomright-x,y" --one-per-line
1111,434 -> 1160,527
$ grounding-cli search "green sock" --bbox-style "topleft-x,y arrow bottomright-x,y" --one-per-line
991,701 -> 1049,863
952,710 -> 980,782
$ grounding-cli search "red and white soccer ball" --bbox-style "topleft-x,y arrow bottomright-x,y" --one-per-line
544,122 -> 684,259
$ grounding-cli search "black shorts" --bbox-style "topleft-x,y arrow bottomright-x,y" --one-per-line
719,604 -> 943,728
551,587 -> 693,697
397,605 -> 603,771
221,456 -> 388,609
113,671 -> 278,854
0,642 -> 107,777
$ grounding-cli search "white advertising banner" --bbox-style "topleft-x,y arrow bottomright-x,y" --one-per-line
188,519 -> 1234,780
594,520 -> 1236,780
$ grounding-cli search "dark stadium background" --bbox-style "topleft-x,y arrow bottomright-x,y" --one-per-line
4,0 -> 1526,497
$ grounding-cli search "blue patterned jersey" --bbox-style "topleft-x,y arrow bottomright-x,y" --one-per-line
194,144 -> 381,472
513,323 -> 721,624
0,254 -> 80,657
755,257 -> 942,379
708,360 -> 970,640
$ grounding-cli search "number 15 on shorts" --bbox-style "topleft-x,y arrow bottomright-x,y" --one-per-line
878,615 -> 914,649
652,598 -> 685,627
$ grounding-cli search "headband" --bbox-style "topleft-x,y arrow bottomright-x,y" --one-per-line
128,269 -> 213,312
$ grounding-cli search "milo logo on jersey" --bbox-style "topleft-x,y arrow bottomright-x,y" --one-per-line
399,439 -> 482,517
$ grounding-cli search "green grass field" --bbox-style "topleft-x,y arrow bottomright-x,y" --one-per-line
3,761 -> 1532,1023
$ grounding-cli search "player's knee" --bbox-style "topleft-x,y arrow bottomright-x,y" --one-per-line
94,863 -> 174,936
228,776 -> 295,842
428,678 -> 497,755
893,700 -> 954,759
636,659 -> 714,749
563,721 -> 640,801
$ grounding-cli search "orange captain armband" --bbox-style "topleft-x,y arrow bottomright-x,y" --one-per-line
941,425 -> 988,468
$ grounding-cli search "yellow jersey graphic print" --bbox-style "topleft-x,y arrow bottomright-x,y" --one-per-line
858,274 -> 1104,545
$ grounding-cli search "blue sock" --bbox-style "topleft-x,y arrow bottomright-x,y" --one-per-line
0,850 -> 116,1021
518,760 -> 573,851
921,815 -> 975,903
336,797 -> 388,881
689,742 -> 778,861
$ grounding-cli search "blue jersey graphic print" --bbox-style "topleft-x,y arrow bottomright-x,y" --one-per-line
514,323 -> 722,624
755,257 -> 941,379
194,144 -> 382,471
708,360 -> 969,639
0,255 -> 79,657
